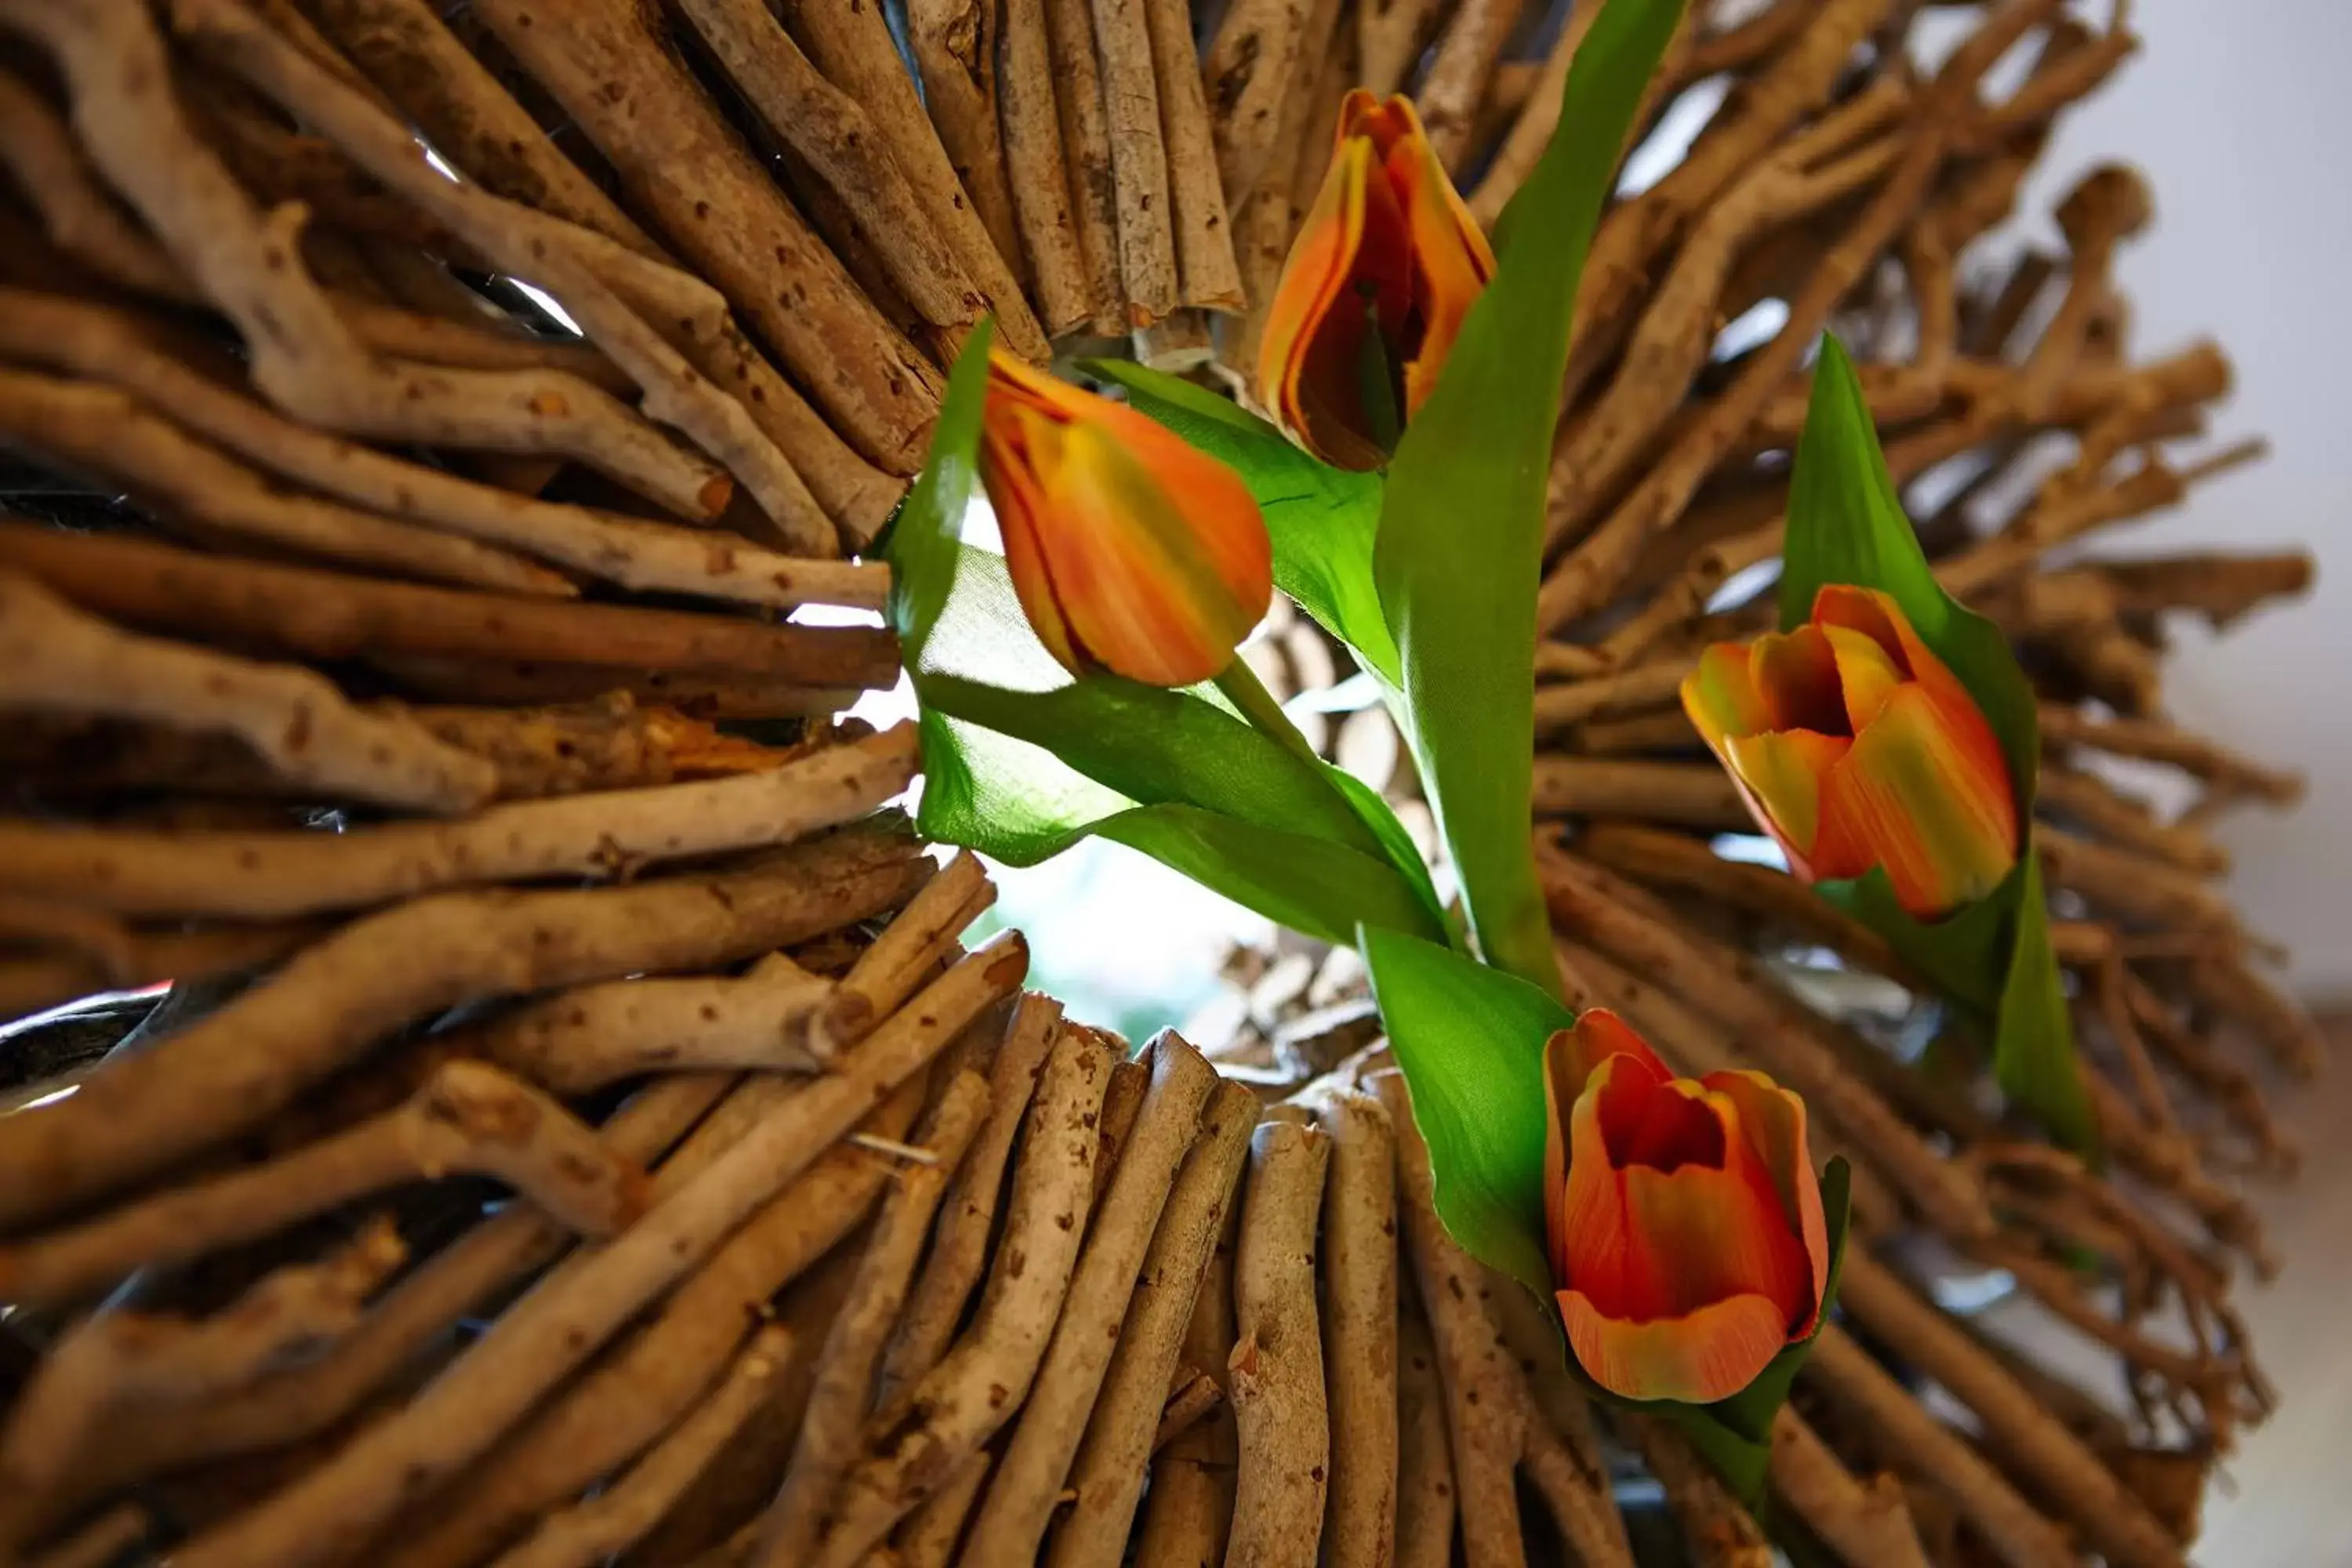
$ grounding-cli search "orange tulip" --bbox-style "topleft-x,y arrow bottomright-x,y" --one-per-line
979,350 -> 1273,688
1544,1010 -> 1830,1406
1681,585 -> 2020,920
1256,91 -> 1496,471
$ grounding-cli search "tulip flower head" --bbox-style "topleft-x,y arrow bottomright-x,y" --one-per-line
1257,92 -> 1497,471
978,350 -> 1273,688
1544,1010 -> 1830,1405
1682,585 -> 2020,920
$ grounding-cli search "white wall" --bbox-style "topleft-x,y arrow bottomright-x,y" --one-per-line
2009,0 -> 2352,996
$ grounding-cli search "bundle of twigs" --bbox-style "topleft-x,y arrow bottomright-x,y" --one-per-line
0,0 -> 2318,1562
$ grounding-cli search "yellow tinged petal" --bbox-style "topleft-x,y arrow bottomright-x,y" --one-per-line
1817,683 -> 2020,915
1751,626 -> 1847,735
1723,727 -> 1848,863
1820,622 -> 1907,733
1681,643 -> 1773,749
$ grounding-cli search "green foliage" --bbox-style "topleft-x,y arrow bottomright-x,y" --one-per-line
1780,337 -> 2095,1150
1372,0 -> 1688,1000
1358,925 -> 1572,1294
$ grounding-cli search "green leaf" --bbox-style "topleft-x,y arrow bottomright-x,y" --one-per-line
1993,850 -> 2097,1152
1358,925 -> 1576,1294
916,709 -> 1446,946
1085,360 -> 1396,681
887,318 -> 994,663
1779,336 -> 2092,1149
1663,1157 -> 1854,1504
1372,0 -> 1687,1000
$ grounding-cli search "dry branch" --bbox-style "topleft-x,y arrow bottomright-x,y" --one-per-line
175,935 -> 1026,1568
811,1022 -> 1112,1567
752,1075 -> 992,1567
462,0 -> 942,473
771,0 -> 1048,359
0,289 -> 884,603
0,818 -> 927,1232
0,523 -> 898,685
1313,1089 -> 1399,1568
492,1325 -> 795,1568
0,63 -> 196,303
998,0 -> 1094,336
0,1062 -> 644,1310
1205,0 -> 1316,211
962,1036 -> 1218,1563
0,724 -> 918,920
0,570 -> 493,815
1225,1115 -> 1333,1568
877,993 -> 1065,1407
1378,1070 -> 1526,1568
902,0 -> 1025,278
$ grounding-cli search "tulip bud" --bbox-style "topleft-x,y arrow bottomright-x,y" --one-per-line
978,350 -> 1274,688
1681,585 -> 2020,920
1257,91 -> 1496,471
1543,1010 -> 1830,1405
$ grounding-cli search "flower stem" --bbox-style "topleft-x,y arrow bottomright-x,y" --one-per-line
1214,655 -> 1325,770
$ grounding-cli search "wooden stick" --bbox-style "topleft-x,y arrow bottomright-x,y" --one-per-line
1142,0 -> 1244,309
1225,1116 -> 1333,1568
1204,0 -> 1317,211
1086,0 -> 1180,324
0,569 -> 493,815
490,1326 -> 795,1568
752,1076 -> 993,1566
962,1036 -> 1219,1563
1377,1070 -> 1526,1568
1768,1406 -> 1931,1568
463,0 -> 942,473
297,0 -> 662,254
903,0 -> 1025,278
1313,1089 -> 1399,1568
1393,1283 -> 1454,1568
771,0 -> 1048,359
1040,0 -> 1126,333
998,0 -> 1094,336
1048,1079 -> 1260,1566
1467,0 -> 1599,228
175,936 -> 1026,1568
1627,1413 -> 1772,1568
1530,755 -> 1749,827
0,1062 -> 644,1310
0,1075 -> 729,1549
1413,0 -> 1523,173
0,724 -> 919,920
811,1023 -> 1112,1567
0,819 -> 927,1232
672,0 -> 982,340
0,523 -> 899,686
0,64 -> 197,303
876,993 -> 1064,1407
1837,1251 -> 2189,1568
0,370 -> 572,596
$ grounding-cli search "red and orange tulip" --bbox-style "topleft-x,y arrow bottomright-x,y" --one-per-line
1544,1010 -> 1830,1405
1257,92 -> 1496,471
979,350 -> 1273,688
1682,585 -> 2020,920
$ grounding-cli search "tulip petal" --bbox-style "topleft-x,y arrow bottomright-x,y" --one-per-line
1816,682 -> 2019,915
982,406 -> 1082,675
1559,1287 -> 1792,1405
1809,583 -> 1907,667
1258,124 -> 1414,471
1704,1070 -> 1830,1330
1374,100 -> 1496,416
1033,419 -> 1269,687
1552,1007 -> 1671,1094
1821,623 -> 1906,734
1751,626 -> 1848,736
1602,1076 -> 1724,1174
1681,643 -> 1774,750
1722,728 -> 1849,868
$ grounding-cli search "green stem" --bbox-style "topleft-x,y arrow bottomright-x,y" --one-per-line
1214,655 -> 1325,770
